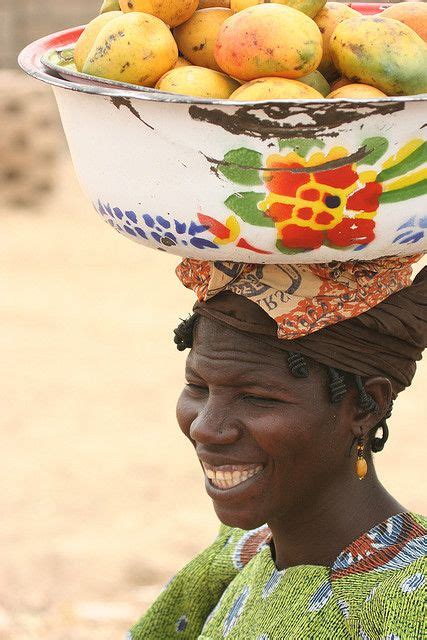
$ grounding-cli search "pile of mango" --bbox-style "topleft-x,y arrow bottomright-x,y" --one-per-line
73,0 -> 427,100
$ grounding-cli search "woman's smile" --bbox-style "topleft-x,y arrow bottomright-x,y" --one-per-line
200,460 -> 264,490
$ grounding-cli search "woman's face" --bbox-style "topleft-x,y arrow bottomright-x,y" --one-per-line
176,316 -> 358,531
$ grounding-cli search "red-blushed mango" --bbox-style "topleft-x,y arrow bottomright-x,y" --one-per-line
229,77 -> 323,100
327,83 -> 387,99
83,12 -> 178,86
173,8 -> 233,71
74,11 -> 122,71
298,69 -> 330,96
119,0 -> 198,27
231,0 -> 326,19
381,2 -> 427,43
198,0 -> 230,7
215,4 -> 323,82
330,16 -> 427,95
329,76 -> 352,92
156,65 -> 240,98
314,2 -> 359,80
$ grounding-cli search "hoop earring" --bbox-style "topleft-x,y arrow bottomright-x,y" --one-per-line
356,437 -> 367,480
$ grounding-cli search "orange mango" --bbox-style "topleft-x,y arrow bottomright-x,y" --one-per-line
230,77 -> 323,100
381,2 -> 427,43
174,8 -> 233,71
215,3 -> 322,82
119,0 -> 198,27
327,83 -> 387,99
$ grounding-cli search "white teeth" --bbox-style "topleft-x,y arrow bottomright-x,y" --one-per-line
203,464 -> 263,489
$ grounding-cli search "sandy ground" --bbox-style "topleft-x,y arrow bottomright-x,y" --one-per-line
1,155 -> 426,639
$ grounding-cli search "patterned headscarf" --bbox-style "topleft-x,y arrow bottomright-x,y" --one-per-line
176,255 -> 427,395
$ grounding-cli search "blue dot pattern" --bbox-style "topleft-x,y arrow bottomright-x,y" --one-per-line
400,573 -> 425,593
223,586 -> 250,637
95,200 -> 219,252
176,615 -> 188,632
262,569 -> 282,599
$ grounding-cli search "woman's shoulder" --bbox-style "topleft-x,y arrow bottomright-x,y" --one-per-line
333,512 -> 427,640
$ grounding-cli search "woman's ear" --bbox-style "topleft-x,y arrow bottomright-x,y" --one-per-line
349,376 -> 393,440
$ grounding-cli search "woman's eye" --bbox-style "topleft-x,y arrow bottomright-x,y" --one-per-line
244,395 -> 282,405
185,383 -> 208,393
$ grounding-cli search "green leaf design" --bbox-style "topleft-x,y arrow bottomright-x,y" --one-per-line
278,138 -> 325,158
275,239 -> 309,255
225,192 -> 274,227
377,142 -> 427,182
379,179 -> 427,204
218,148 -> 263,186
357,137 -> 389,166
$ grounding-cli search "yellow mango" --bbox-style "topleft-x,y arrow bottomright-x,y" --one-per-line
156,65 -> 240,98
173,8 -> 233,71
231,0 -> 326,19
381,2 -> 427,43
83,12 -> 178,86
120,0 -> 199,27
330,16 -> 427,95
229,77 -> 323,100
74,12 -> 122,71
314,2 -> 359,80
327,83 -> 387,99
298,70 -> 330,96
215,4 -> 322,82
99,0 -> 121,12
198,0 -> 230,7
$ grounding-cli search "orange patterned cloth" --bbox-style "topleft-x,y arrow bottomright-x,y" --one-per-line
176,256 -> 422,340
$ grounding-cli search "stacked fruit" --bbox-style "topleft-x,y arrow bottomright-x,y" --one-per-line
73,0 -> 427,99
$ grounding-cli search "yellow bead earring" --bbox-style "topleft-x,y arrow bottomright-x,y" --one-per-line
356,437 -> 367,480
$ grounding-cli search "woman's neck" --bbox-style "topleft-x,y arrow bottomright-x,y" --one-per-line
267,470 -> 406,570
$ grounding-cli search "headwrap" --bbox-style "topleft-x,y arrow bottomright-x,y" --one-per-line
176,256 -> 427,396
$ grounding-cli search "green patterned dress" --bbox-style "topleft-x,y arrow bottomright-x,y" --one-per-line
129,512 -> 426,639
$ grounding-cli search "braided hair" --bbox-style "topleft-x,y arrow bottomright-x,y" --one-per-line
173,313 -> 392,452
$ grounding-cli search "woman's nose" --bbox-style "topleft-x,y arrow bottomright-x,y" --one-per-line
189,399 -> 241,445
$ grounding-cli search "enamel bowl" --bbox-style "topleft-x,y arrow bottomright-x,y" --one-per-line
19,4 -> 427,263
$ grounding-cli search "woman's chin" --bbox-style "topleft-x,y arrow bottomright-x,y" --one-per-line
213,503 -> 267,531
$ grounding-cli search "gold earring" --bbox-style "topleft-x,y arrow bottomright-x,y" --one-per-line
356,437 -> 367,480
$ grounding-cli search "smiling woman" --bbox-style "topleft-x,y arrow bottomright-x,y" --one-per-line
129,258 -> 427,640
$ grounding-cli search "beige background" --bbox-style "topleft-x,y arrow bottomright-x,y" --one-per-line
1,0 -> 426,638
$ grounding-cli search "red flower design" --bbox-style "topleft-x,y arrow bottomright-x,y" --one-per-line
346,182 -> 382,212
280,225 -> 324,249
326,218 -> 376,247
262,148 -> 382,251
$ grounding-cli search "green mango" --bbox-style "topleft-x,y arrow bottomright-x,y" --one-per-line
331,16 -> 427,96
299,70 -> 330,96
99,0 -> 121,13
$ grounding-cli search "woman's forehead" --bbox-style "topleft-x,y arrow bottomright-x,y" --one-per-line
189,316 -> 322,386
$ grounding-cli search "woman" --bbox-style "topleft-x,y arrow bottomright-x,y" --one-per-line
130,257 -> 426,640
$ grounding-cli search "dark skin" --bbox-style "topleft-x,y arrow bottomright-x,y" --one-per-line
176,316 -> 406,570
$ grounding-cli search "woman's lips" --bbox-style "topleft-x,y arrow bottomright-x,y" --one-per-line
201,461 -> 264,490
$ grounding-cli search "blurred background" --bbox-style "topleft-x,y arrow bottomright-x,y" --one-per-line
1,0 -> 425,638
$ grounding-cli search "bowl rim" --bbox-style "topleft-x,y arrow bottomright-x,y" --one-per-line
18,16 -> 427,106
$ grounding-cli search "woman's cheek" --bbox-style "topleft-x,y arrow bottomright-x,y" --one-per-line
176,389 -> 199,439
